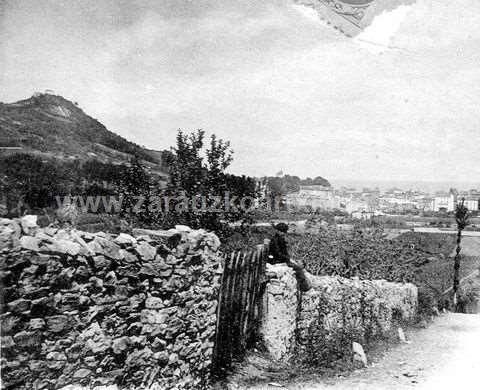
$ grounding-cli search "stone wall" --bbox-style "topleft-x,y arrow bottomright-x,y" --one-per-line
0,217 -> 222,390
260,265 -> 418,364
260,264 -> 298,360
259,264 -> 298,361
298,275 -> 418,365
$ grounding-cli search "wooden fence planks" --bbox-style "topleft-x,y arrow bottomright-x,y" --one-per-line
212,244 -> 268,375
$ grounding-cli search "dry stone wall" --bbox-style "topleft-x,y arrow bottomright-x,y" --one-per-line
0,217 -> 222,390
298,275 -> 417,365
260,265 -> 418,364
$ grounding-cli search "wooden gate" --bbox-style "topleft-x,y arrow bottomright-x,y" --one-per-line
212,243 -> 268,375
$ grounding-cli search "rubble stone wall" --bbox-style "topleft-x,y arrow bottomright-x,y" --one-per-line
261,265 -> 418,363
0,217 -> 222,390
260,264 -> 298,361
259,264 -> 298,361
298,275 -> 418,364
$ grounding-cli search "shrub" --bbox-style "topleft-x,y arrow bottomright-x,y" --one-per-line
290,228 -> 460,315
290,228 -> 429,282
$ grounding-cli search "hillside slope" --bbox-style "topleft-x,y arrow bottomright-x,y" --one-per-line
0,93 -> 166,173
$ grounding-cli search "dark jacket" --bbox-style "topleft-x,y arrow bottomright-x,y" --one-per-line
268,233 -> 290,264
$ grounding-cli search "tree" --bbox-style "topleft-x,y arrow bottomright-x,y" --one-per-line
0,153 -> 67,213
205,134 -> 233,195
165,129 -> 255,231
167,130 -> 207,195
224,174 -> 258,220
453,198 -> 470,309
116,156 -> 155,224
311,176 -> 331,187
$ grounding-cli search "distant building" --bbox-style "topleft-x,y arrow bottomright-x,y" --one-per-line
351,211 -> 374,220
344,199 -> 369,213
462,198 -> 479,211
433,189 -> 457,212
297,185 -> 333,197
286,185 -> 338,210
431,189 -> 479,212
416,197 -> 434,212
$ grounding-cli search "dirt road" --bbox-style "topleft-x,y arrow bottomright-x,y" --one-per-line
245,313 -> 480,390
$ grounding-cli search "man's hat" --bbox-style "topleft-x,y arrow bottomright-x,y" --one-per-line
274,223 -> 289,233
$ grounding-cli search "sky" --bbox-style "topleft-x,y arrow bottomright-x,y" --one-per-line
1,0 -> 480,185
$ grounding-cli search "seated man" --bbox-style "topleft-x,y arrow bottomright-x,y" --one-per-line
268,223 -> 311,292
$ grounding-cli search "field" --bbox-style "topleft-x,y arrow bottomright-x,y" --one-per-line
287,229 -> 479,313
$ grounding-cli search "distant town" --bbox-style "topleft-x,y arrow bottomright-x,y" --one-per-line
281,183 -> 480,219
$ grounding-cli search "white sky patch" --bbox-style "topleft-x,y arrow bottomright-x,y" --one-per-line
355,5 -> 412,53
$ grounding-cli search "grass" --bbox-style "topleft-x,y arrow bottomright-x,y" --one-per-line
394,232 -> 457,257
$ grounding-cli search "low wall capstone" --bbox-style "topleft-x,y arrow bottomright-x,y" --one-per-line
0,216 -> 222,390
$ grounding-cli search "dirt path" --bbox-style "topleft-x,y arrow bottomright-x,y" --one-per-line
244,313 -> 480,390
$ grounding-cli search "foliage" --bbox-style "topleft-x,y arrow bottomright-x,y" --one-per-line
166,129 -> 209,194
115,156 -> 157,225
265,174 -> 331,199
395,232 -> 457,257
455,199 -> 470,230
220,225 -> 276,252
290,228 -> 430,281
302,294 -> 359,368
163,129 -> 257,230
289,228 -> 463,315
0,153 -> 130,216
0,153 -> 69,212
453,198 -> 470,307
80,159 -> 127,185
1,129 -> 258,235
75,213 -> 128,233
458,278 -> 480,312
303,176 -> 331,186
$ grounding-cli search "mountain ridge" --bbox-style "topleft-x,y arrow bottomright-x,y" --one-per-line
0,93 -> 167,174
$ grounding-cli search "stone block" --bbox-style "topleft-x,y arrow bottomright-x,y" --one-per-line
140,309 -> 169,324
19,235 -> 40,251
112,336 -> 131,354
114,233 -> 137,246
13,331 -> 41,348
29,318 -> 46,330
145,297 -> 165,309
46,315 -> 71,333
135,242 -> 156,261
46,239 -> 81,256
73,368 -> 92,380
20,215 -> 38,235
7,298 -> 31,313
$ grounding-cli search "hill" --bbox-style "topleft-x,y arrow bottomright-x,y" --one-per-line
0,93 -> 167,175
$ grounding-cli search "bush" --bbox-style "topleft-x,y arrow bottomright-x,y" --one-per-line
290,227 -> 461,315
290,228 -> 429,282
